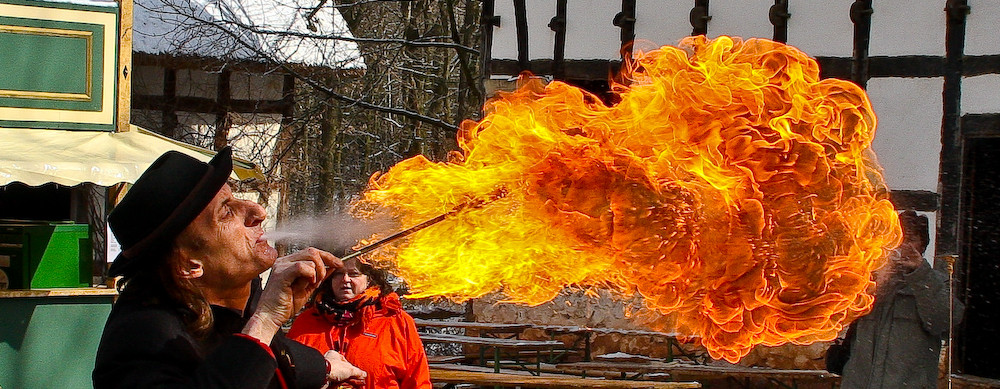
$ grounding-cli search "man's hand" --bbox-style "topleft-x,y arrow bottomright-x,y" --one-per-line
323,350 -> 366,388
244,248 -> 343,342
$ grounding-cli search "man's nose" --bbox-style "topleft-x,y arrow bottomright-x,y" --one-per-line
241,200 -> 266,227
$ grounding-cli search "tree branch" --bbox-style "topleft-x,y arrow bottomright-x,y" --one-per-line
219,16 -> 479,55
175,5 -> 460,132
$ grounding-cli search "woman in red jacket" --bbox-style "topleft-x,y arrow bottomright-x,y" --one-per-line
288,259 -> 431,389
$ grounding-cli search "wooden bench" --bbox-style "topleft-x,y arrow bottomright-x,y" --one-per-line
427,355 -> 466,364
420,332 -> 563,349
414,318 -> 533,335
533,325 -> 706,364
430,367 -> 701,389
421,332 -> 567,374
555,361 -> 839,388
949,374 -> 1000,388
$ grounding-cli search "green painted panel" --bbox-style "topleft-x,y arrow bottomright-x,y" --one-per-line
0,31 -> 89,94
0,118 -> 113,130
0,16 -> 104,112
0,0 -> 118,14
0,223 -> 90,289
0,297 -> 113,389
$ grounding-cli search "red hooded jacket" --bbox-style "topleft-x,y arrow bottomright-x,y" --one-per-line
287,292 -> 431,389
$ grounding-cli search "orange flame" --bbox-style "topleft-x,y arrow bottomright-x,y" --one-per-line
354,36 -> 901,362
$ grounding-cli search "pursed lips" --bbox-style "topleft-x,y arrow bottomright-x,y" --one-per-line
252,229 -> 268,247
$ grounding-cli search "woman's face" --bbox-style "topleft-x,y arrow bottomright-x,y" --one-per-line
330,260 -> 369,302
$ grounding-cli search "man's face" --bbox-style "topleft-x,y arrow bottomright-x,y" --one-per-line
179,184 -> 278,288
901,221 -> 929,255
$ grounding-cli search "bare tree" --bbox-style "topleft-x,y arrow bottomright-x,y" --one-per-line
130,0 -> 483,226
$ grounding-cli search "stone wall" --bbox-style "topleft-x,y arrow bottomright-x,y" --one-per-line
471,287 -> 830,369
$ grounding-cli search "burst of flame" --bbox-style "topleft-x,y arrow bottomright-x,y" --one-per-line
354,36 -> 901,362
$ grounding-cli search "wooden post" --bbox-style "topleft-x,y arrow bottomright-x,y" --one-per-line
116,0 -> 133,132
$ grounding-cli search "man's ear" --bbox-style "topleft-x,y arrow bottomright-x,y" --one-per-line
177,254 -> 205,279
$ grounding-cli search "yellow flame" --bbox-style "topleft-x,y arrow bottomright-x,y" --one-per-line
353,36 -> 900,362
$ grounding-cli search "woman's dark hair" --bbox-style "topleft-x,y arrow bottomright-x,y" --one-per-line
356,260 -> 392,295
317,259 -> 393,299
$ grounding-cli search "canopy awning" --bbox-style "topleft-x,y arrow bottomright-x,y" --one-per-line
0,126 -> 264,186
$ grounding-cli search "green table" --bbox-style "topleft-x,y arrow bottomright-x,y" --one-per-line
0,288 -> 115,389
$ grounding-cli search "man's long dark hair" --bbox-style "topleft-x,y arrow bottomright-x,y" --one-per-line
115,241 -> 214,339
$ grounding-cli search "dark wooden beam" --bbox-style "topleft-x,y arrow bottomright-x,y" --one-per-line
961,113 -> 1000,137
513,0 -> 529,72
690,0 -> 710,36
769,0 -> 789,43
614,0 -> 637,66
480,0 -> 498,94
815,57 -> 853,80
281,74 -> 295,127
490,59 -> 622,82
869,56 -> 944,77
133,52 -> 364,77
162,68 -> 178,138
938,0 -> 969,260
133,95 -> 290,115
549,0 -> 567,80
491,54 -> 997,83
849,0 -> 873,88
214,69 -> 232,150
688,0 -> 712,35
889,190 -> 940,212
940,6 -> 969,375
963,54 -> 1000,76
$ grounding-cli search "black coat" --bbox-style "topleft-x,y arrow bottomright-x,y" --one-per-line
93,280 -> 326,389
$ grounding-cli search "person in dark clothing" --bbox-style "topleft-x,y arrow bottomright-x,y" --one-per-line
93,148 -> 366,389
838,210 -> 964,389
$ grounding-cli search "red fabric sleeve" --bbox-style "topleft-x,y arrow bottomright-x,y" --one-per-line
232,333 -> 276,359
232,334 -> 290,389
399,314 -> 432,389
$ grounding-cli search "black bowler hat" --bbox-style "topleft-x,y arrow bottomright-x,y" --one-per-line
107,147 -> 233,278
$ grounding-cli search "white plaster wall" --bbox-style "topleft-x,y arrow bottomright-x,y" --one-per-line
565,0 -> 621,60
490,0 -> 564,60
489,2 -> 518,60
491,2 -> 891,61
867,77 -> 943,193
175,69 -> 218,99
527,1 -> 556,60
634,0 -> 698,49
786,2 -> 853,57
231,72 -> 285,101
227,113 -> 282,167
869,0 -> 944,56
962,74 -> 1000,114
965,0 -> 1000,56
706,0 -> 773,41
492,1 -> 685,62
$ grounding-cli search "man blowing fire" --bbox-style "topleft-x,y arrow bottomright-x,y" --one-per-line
93,148 -> 366,388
